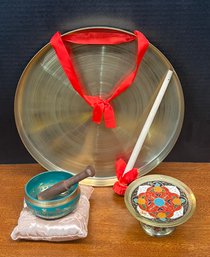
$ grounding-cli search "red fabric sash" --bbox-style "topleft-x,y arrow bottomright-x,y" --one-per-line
113,158 -> 138,196
50,29 -> 149,128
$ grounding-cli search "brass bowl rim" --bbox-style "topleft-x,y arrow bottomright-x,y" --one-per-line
125,174 -> 196,228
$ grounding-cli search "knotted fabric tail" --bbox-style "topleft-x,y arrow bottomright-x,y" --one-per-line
50,29 -> 149,128
113,158 -> 138,196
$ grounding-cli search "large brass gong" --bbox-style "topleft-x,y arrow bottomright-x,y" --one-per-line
15,27 -> 184,186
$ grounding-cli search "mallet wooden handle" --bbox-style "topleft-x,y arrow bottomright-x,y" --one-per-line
38,166 -> 95,200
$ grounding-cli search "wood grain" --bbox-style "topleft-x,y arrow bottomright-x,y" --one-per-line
0,163 -> 209,257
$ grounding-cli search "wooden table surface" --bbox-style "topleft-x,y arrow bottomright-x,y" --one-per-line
0,162 -> 210,257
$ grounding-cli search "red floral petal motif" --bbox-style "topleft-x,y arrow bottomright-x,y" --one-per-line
137,185 -> 183,219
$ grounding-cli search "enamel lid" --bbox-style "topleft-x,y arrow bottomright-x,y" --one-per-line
125,174 -> 196,227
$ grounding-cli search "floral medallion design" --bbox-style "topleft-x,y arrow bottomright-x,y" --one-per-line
131,181 -> 189,223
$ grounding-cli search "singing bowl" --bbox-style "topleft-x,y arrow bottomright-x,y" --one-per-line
25,171 -> 80,219
15,26 -> 184,186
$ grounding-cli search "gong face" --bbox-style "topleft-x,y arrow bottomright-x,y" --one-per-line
15,27 -> 184,186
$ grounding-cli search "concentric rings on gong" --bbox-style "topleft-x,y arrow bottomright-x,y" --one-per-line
15,27 -> 184,186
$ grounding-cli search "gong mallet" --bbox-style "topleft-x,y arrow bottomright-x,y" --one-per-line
38,166 -> 95,200
123,70 -> 173,176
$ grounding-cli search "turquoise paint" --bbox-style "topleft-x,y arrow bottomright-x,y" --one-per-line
25,170 -> 80,219
154,198 -> 165,207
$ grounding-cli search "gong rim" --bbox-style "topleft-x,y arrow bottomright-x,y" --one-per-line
14,26 -> 184,186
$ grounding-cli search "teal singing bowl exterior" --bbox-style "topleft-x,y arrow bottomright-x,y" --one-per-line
25,171 -> 80,219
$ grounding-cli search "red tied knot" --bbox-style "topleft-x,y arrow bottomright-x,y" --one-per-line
50,29 -> 149,128
92,99 -> 116,128
113,158 -> 138,196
